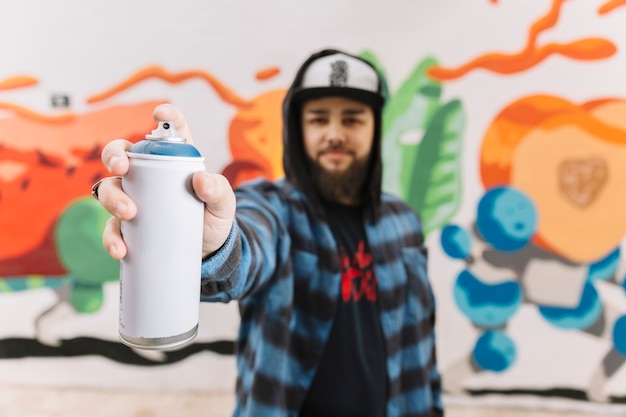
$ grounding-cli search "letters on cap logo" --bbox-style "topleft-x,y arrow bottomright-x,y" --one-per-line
330,60 -> 348,87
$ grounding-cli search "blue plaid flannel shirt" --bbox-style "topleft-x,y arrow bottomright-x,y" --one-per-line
201,178 -> 443,417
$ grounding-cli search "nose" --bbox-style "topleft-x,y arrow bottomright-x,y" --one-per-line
326,120 -> 346,145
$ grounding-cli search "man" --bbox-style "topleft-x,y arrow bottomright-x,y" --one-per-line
95,49 -> 443,417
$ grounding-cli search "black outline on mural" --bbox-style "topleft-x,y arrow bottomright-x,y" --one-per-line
0,337 -> 235,366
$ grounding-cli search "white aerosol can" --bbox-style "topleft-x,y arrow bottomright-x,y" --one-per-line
119,121 -> 205,350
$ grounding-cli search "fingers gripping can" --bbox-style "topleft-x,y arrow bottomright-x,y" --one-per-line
119,121 -> 205,350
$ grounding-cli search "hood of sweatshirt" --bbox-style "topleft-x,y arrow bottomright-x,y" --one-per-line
281,48 -> 385,222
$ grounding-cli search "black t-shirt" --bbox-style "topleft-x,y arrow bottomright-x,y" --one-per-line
300,203 -> 388,417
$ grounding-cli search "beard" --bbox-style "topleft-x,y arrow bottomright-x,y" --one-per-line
307,152 -> 371,204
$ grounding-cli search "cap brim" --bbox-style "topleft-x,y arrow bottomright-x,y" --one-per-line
292,86 -> 383,109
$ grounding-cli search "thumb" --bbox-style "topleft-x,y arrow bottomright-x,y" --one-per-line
193,172 -> 236,220
193,171 -> 236,257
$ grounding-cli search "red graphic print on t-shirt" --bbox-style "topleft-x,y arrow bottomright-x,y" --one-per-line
339,241 -> 378,303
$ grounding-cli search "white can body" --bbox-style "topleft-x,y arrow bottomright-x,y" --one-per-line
119,153 -> 205,350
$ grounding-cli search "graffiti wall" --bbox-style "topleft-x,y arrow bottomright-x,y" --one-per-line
1,0 -> 626,411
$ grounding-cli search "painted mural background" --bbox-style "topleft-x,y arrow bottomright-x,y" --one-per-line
1,0 -> 626,411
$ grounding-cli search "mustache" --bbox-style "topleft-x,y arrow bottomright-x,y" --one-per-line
318,144 -> 355,155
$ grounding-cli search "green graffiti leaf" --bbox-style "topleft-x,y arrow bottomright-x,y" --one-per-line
359,50 -> 390,102
70,283 -> 104,313
356,52 -> 465,236
54,197 -> 119,287
379,56 -> 442,197
406,99 -> 465,237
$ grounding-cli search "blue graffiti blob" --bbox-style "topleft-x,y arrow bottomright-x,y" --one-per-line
612,315 -> 626,356
453,269 -> 522,328
538,282 -> 602,330
472,330 -> 517,372
440,224 -> 472,260
476,186 -> 538,252
588,247 -> 620,282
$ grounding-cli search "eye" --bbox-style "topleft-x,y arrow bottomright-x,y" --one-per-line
343,117 -> 361,126
307,116 -> 327,125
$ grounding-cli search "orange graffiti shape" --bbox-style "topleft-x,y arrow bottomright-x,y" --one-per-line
256,67 -> 281,81
428,0 -> 617,80
223,89 -> 286,186
87,65 -> 250,108
88,65 -> 286,187
480,95 -> 626,264
0,75 -> 38,91
0,102 -> 75,123
0,102 -> 162,275
599,0 -> 626,14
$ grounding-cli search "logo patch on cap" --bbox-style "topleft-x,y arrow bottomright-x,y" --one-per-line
330,60 -> 348,87
295,52 -> 384,108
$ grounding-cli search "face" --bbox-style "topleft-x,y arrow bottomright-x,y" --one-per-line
301,96 -> 375,204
